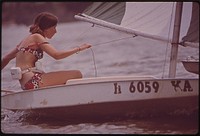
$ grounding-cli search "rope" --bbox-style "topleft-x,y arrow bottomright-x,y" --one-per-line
63,24 -> 94,47
93,36 -> 135,47
90,35 -> 136,77
89,35 -> 136,77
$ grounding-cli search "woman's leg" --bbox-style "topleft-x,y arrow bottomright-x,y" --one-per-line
39,70 -> 82,88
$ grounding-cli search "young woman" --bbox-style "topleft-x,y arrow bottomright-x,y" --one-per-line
1,12 -> 91,90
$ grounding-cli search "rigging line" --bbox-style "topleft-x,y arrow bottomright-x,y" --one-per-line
63,24 -> 94,47
161,2 -> 175,79
76,25 -> 94,39
90,35 -> 136,77
75,25 -> 98,77
93,36 -> 136,47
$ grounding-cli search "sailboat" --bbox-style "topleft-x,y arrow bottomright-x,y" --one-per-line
1,2 -> 199,121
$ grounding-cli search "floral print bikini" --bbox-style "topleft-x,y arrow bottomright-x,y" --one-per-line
17,42 -> 48,90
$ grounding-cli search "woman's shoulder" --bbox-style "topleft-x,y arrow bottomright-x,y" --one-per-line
30,34 -> 50,48
31,33 -> 47,43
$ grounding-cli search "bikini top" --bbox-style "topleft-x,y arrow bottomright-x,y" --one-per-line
17,42 -> 49,60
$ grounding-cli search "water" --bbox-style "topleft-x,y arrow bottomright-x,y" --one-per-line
1,22 -> 199,134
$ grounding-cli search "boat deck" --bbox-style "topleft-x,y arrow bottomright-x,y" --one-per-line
66,75 -> 157,85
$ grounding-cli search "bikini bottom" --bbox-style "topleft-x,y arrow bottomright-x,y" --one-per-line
23,72 -> 43,90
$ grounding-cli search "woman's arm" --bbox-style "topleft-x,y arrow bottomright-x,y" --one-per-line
40,43 -> 91,60
34,33 -> 91,60
1,47 -> 18,70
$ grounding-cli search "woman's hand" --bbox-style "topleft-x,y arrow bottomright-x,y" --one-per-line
79,43 -> 92,51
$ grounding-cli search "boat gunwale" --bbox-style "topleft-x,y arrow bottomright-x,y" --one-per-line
1,75 -> 198,97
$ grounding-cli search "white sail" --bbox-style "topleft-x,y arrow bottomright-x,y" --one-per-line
75,2 -> 175,42
75,2 -> 198,45
121,2 -> 175,40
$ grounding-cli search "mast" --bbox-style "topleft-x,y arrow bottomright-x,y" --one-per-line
169,2 -> 183,78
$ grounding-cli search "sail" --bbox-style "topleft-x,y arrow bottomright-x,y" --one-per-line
75,2 -> 176,42
75,2 -> 198,45
83,2 -> 126,25
181,2 -> 199,48
121,2 -> 175,40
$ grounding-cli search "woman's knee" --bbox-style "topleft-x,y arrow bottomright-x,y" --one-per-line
74,70 -> 82,78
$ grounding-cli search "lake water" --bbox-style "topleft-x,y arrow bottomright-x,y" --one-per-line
1,22 -> 199,134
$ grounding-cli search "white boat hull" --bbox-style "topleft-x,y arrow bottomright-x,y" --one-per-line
1,76 -> 198,120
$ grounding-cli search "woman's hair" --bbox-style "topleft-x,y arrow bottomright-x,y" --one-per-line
29,12 -> 58,35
